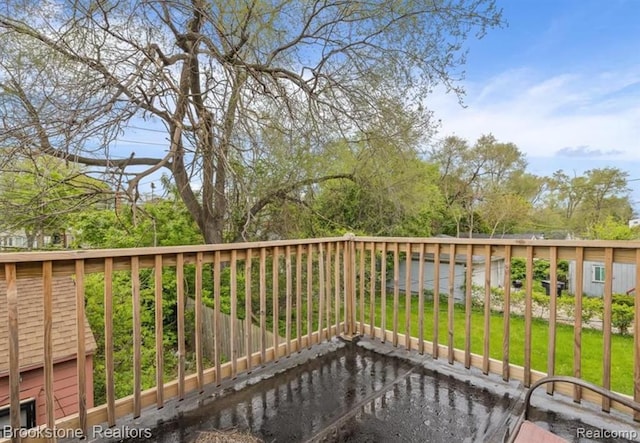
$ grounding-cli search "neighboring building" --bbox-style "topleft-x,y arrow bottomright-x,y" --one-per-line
0,230 -> 71,250
0,231 -> 33,250
629,218 -> 640,229
567,261 -> 636,297
0,277 -> 96,428
467,233 -> 545,240
390,251 -> 506,302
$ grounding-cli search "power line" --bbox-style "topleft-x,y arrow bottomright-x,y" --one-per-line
125,125 -> 168,134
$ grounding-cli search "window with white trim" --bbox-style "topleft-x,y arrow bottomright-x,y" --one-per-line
592,265 -> 605,283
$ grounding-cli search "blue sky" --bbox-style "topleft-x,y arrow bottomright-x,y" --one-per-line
429,0 -> 640,205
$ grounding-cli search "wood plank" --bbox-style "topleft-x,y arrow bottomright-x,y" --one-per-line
524,246 -> 534,388
405,242 -> 411,349
502,245 -> 512,382
5,263 -> 20,434
369,242 -> 376,338
154,255 -> 164,408
230,250 -> 238,378
42,261 -> 55,436
131,257 -> 142,418
285,245 -> 293,356
380,242 -> 387,343
348,239 -> 357,337
6,237 -> 640,281
176,254 -> 185,400
448,244 -> 455,364
635,249 -> 640,421
483,244 -> 491,375
296,245 -> 302,351
318,244 -> 325,341
104,258 -> 116,425
260,248 -> 268,361
306,246 -> 313,348
245,248 -> 254,368
325,243 -> 332,341
433,243 -> 440,360
602,247 -> 613,412
464,245 -> 472,369
74,260 -> 88,435
359,242 -> 366,335
546,247 -> 558,395
573,247 -> 584,403
417,243 -> 425,354
334,242 -> 341,335
6,235 -> 640,268
214,250 -> 222,384
392,243 -> 400,347
195,252 -> 204,391
272,246 -> 280,359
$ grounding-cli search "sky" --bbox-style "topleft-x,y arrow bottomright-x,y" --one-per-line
428,0 -> 640,206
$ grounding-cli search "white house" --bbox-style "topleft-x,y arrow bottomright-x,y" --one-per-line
567,260 -> 635,297
389,252 -> 506,302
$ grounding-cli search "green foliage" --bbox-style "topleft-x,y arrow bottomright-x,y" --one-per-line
71,193 -> 202,248
0,155 -> 108,248
612,304 -> 634,334
585,215 -> 639,240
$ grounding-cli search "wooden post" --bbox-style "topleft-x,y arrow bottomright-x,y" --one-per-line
104,258 -> 116,425
43,261 -> 55,437
546,247 -> 558,395
447,244 -> 456,365
573,247 -> 584,403
131,257 -> 141,418
635,249 -> 640,421
260,248 -> 268,362
482,244 -> 491,375
433,244 -> 440,360
369,242 -> 376,338
602,247 -> 613,412
75,260 -> 87,435
502,245 -> 512,382
417,243 -> 425,355
6,263 -> 21,438
230,250 -> 238,378
195,252 -> 204,390
524,246 -> 533,388
272,246 -> 280,359
176,253 -> 185,400
154,255 -> 164,408
464,245 -> 472,369
342,233 -> 357,340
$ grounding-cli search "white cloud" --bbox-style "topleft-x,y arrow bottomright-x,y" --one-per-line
428,65 -> 640,162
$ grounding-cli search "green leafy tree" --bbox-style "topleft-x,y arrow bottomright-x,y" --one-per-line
0,155 -> 109,248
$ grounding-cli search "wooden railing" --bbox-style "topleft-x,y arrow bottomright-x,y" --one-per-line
0,238 -> 351,442
351,237 -> 640,422
1,236 -> 639,441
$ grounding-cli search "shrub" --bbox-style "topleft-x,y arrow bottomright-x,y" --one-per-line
532,291 -> 550,317
612,303 -> 634,334
581,297 -> 604,323
612,294 -> 635,307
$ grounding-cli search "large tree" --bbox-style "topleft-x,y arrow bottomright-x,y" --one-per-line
0,0 -> 502,243
430,134 -> 527,236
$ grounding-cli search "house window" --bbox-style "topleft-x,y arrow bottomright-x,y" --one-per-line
0,399 -> 36,429
592,265 -> 605,283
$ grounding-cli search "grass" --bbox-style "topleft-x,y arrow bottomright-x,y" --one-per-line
360,293 -> 635,395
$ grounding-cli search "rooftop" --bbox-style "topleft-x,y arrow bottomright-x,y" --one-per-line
83,338 -> 639,443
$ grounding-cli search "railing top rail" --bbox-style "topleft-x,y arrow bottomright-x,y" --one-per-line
2,235 -> 640,265
0,236 -> 348,264
353,236 -> 640,248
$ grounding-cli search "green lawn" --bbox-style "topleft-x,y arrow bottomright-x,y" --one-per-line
360,294 -> 635,395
